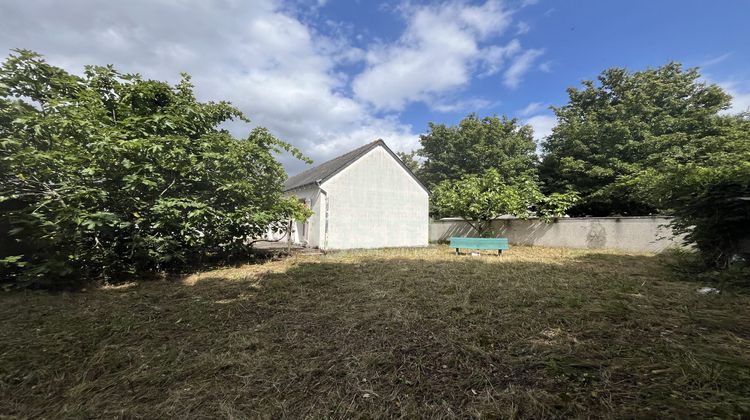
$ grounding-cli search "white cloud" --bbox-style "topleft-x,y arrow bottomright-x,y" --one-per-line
718,81 -> 750,114
518,101 -> 546,117
480,39 -> 522,77
516,21 -> 530,35
698,52 -> 732,68
524,114 -> 556,147
703,76 -> 750,115
0,0 -> 421,174
503,48 -> 544,88
0,0 -> 546,174
431,98 -> 494,113
538,60 -> 553,73
352,0 -> 519,110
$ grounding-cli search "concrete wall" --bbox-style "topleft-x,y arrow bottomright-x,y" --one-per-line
430,216 -> 686,253
320,145 -> 429,250
283,185 -> 322,248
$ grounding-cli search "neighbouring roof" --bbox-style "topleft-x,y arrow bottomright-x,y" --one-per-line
283,139 -> 429,194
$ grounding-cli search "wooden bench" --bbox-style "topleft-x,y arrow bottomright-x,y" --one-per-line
449,237 -> 510,256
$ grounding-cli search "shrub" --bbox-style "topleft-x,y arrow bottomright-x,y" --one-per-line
631,115 -> 750,269
431,169 -> 578,236
0,50 -> 310,286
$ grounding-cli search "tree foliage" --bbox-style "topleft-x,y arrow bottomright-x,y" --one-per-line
631,115 -> 750,268
419,114 -> 538,188
540,63 -> 732,216
0,50 -> 310,286
432,169 -> 578,236
396,150 -> 422,177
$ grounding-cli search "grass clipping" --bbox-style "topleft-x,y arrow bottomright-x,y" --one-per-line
1,246 -> 749,418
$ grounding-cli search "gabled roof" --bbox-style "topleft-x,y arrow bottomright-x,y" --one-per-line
283,139 -> 429,194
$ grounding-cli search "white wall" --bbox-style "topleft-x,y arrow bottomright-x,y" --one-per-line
430,217 -> 686,253
284,185 -> 322,248
321,146 -> 429,249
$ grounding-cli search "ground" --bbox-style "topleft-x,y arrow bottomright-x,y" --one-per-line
1,246 -> 749,418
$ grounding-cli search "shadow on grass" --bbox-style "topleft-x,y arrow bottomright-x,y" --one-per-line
1,249 -> 749,418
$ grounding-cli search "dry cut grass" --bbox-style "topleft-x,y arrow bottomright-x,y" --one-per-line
1,246 -> 749,418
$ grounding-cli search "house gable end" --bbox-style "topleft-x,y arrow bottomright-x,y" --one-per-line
318,141 -> 430,195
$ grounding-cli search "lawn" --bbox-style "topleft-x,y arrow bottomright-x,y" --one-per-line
1,246 -> 749,418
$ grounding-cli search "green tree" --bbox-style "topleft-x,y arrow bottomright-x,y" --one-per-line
396,150 -> 422,177
0,50 -> 310,286
419,114 -> 538,188
631,114 -> 750,269
540,63 -> 731,216
431,169 -> 578,236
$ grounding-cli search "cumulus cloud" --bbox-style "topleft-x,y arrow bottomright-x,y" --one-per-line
0,0 -> 543,174
0,0 -> 418,174
352,0 -> 526,110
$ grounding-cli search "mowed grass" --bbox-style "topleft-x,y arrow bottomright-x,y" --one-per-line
1,246 -> 749,418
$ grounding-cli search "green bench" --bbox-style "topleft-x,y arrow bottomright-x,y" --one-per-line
449,237 -> 510,256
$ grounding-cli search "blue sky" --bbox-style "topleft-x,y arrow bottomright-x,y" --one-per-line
369,0 -> 750,129
1,0 -> 748,175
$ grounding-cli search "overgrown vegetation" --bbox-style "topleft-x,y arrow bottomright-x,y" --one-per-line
415,114 -> 577,235
539,62 -> 732,216
537,63 -> 749,269
1,47 -> 746,286
0,50 -> 310,287
418,114 -> 538,189
404,63 -> 749,269
2,247 -> 748,417
632,114 -> 750,268
431,169 -> 578,236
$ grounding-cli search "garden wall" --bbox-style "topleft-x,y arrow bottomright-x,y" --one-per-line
429,216 -> 686,253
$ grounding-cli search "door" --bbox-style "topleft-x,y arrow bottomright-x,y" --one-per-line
295,198 -> 310,245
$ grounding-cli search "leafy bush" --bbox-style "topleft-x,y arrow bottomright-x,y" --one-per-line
431,169 -> 578,236
538,61 -> 749,271
632,115 -> 750,269
0,50 -> 310,286
418,114 -> 538,189
540,63 -> 731,216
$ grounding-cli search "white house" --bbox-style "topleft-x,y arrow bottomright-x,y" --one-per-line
283,139 -> 429,250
